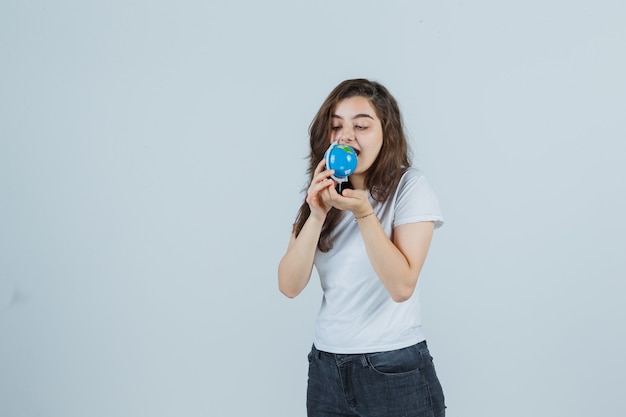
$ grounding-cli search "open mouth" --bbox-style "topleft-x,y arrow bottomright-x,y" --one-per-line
354,149 -> 361,156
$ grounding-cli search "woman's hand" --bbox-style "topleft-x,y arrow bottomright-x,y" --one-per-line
326,185 -> 373,218
307,158 -> 374,219
306,159 -> 336,220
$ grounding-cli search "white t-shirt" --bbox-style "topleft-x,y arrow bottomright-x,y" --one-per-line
313,167 -> 444,354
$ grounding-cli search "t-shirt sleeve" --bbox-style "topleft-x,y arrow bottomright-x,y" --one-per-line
393,169 -> 444,229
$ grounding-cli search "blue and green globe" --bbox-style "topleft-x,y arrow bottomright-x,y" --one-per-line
325,143 -> 358,178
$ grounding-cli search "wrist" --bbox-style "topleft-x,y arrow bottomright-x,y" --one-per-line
353,204 -> 374,219
354,211 -> 375,221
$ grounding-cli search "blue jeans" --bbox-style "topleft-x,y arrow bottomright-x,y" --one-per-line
307,341 -> 445,417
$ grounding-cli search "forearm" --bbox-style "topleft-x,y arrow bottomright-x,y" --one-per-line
277,216 -> 325,298
357,216 -> 433,302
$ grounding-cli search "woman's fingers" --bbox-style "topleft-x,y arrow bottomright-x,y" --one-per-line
313,159 -> 335,180
313,158 -> 327,175
307,180 -> 334,211
308,159 -> 335,196
307,158 -> 349,219
326,188 -> 372,214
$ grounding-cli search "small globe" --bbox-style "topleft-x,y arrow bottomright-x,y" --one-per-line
325,143 -> 358,178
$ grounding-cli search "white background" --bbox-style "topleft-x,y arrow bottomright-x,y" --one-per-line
1,1 -> 625,416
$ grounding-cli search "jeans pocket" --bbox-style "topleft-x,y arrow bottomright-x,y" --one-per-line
365,345 -> 423,376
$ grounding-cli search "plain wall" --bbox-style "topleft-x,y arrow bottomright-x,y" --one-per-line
1,1 -> 625,416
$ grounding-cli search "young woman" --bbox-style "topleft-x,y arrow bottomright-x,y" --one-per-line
278,79 -> 446,417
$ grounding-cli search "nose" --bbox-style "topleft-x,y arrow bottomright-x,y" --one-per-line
338,127 -> 355,144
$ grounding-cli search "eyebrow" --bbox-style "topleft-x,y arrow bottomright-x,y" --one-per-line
331,113 -> 375,120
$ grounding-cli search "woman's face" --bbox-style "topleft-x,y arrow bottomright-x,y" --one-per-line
330,96 -> 383,181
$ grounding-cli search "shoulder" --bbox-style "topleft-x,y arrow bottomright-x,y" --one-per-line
392,166 -> 444,228
396,167 -> 426,194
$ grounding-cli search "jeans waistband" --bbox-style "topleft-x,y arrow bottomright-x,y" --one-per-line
312,341 -> 428,364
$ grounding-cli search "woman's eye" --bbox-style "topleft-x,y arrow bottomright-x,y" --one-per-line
331,126 -> 342,131
355,125 -> 368,130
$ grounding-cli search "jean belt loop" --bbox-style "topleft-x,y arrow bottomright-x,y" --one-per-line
360,354 -> 368,368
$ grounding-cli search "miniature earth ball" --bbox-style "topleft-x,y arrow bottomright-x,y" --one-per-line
325,143 -> 358,178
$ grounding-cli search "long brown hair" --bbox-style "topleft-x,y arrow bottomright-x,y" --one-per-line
293,79 -> 411,252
